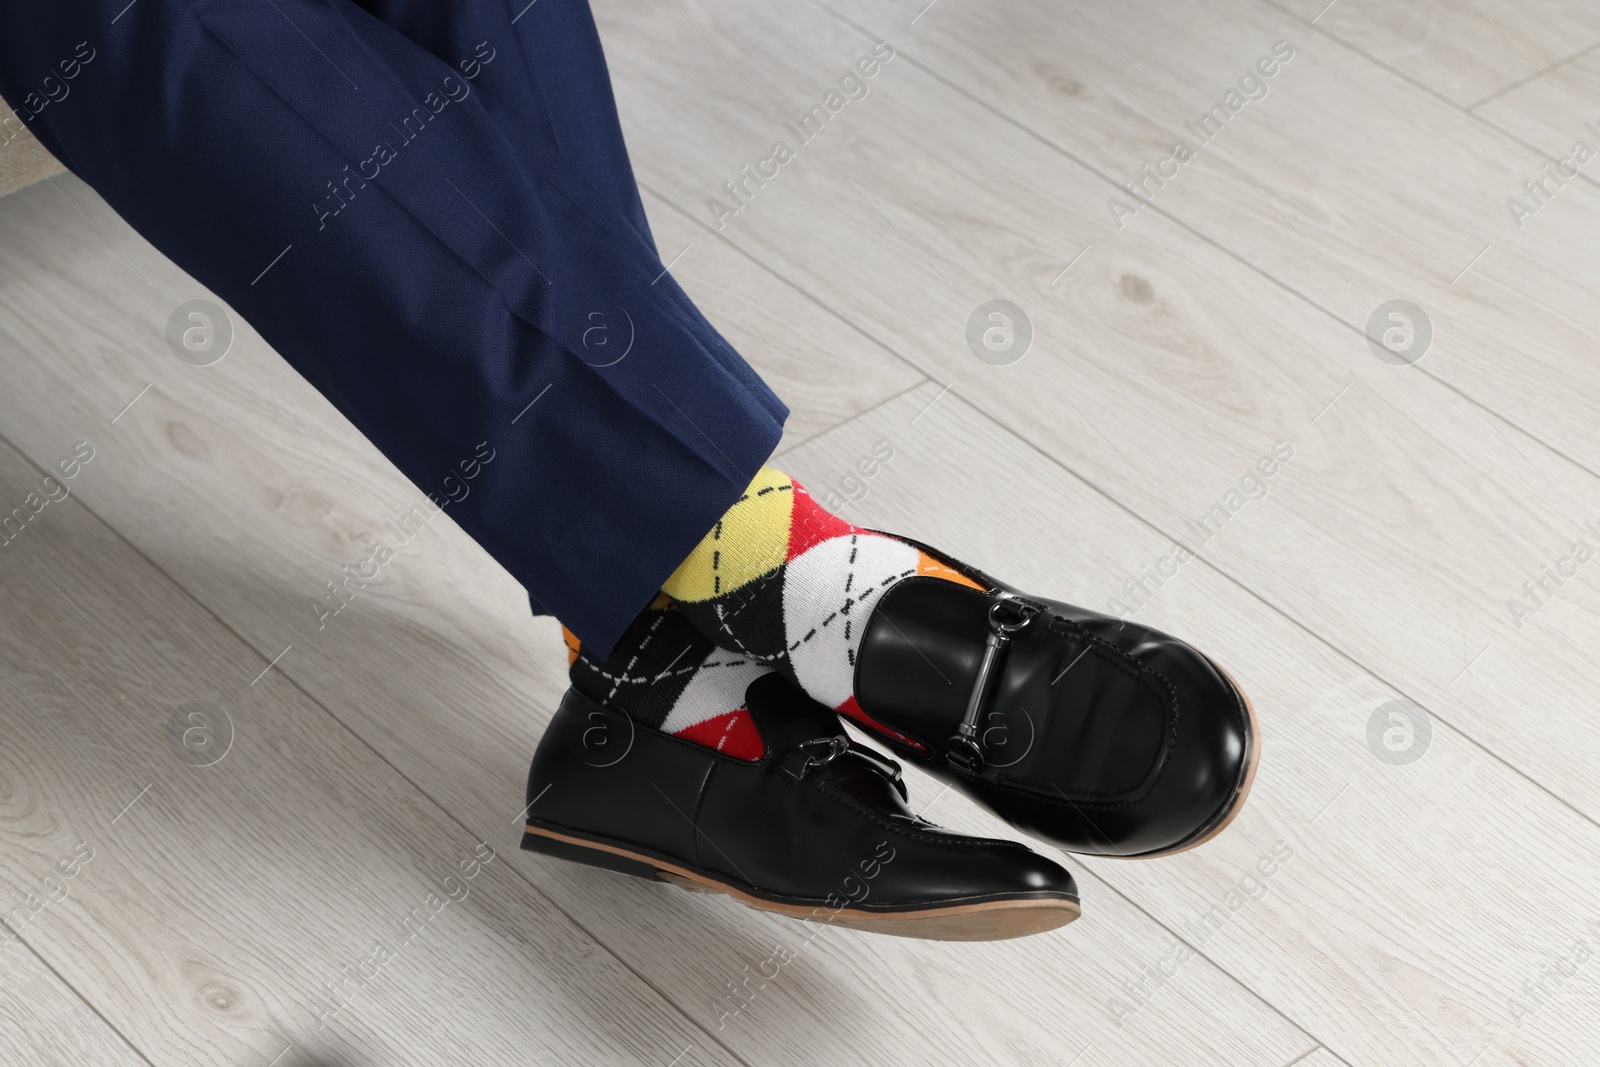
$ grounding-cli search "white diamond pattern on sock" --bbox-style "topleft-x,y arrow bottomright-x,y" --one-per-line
657,647 -> 773,736
782,533 -> 921,710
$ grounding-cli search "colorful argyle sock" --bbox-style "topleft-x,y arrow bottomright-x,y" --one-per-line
661,465 -> 983,747
566,594 -> 771,760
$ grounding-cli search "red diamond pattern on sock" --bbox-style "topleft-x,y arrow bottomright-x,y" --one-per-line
570,606 -> 770,762
785,481 -> 859,561
675,708 -> 765,760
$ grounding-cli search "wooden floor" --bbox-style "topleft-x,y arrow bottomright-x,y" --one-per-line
3,0 -> 1600,1063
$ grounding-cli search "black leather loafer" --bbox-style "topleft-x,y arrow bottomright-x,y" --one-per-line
521,675 -> 1080,941
848,537 -> 1259,859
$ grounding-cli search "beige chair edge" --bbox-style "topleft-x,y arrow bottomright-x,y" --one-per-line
0,97 -> 67,198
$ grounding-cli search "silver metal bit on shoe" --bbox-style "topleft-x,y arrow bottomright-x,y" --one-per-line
948,596 -> 1039,774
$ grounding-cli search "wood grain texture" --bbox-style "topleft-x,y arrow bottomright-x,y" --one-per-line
0,430 -> 738,1066
1475,45 -> 1600,151
1263,0 -> 1600,106
0,945 -> 146,1065
591,0 -> 1600,832
642,187 -> 927,451
779,381 -> 1600,1066
1282,1051 -> 1339,1067
0,178 -> 1310,1065
818,0 -> 1600,481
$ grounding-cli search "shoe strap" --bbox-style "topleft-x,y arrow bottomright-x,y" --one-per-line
947,593 -> 1042,775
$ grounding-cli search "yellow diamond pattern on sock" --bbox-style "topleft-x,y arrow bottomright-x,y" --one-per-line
662,466 -> 794,604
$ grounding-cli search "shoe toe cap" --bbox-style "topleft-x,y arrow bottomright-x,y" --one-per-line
999,615 -> 1254,857
1008,847 -> 1080,898
884,831 -> 1080,904
1107,631 -> 1253,854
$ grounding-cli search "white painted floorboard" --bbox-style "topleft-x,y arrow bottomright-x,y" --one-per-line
5,1 -> 1600,1064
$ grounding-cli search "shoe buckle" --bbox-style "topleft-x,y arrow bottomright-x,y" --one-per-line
800,735 -> 850,771
790,735 -> 850,779
946,595 -> 1039,775
782,736 -> 907,799
946,735 -> 985,776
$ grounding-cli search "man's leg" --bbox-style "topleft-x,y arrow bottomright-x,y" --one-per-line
341,0 -> 787,446
347,0 -> 657,255
0,0 -> 1254,866
0,0 -> 785,655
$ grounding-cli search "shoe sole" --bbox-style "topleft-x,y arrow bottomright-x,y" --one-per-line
1108,665 -> 1261,860
521,823 -> 1080,942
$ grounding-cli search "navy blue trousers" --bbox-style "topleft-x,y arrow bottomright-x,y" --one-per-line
0,0 -> 786,656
